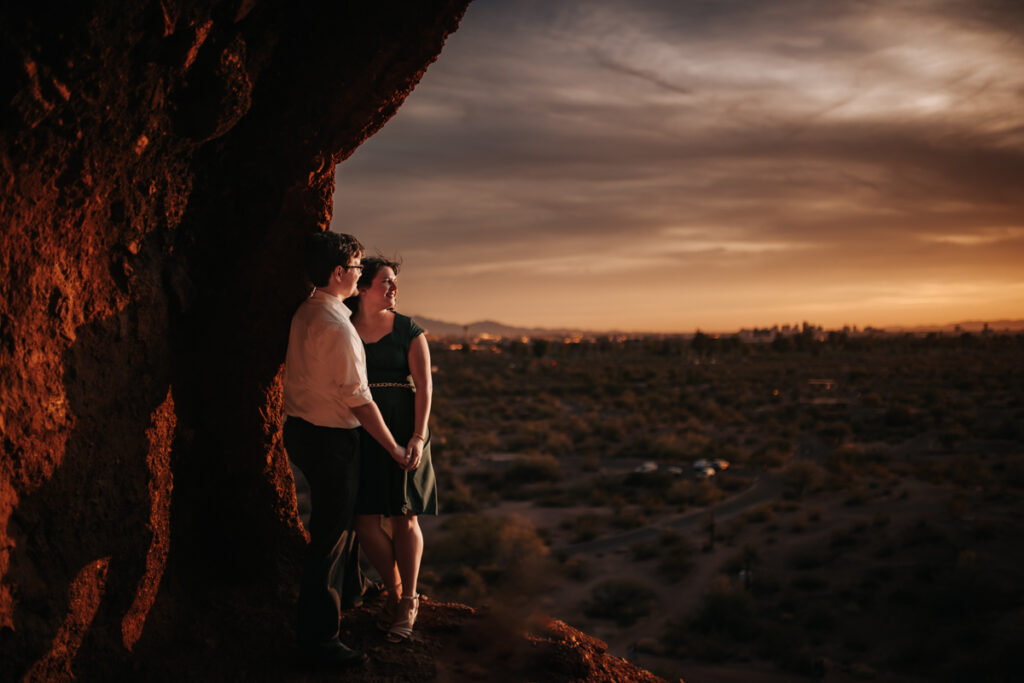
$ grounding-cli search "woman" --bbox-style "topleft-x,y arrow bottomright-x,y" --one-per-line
349,256 -> 437,643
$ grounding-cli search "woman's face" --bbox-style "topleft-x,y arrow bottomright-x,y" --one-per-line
360,266 -> 398,310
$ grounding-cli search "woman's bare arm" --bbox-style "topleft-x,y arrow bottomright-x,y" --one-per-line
406,333 -> 432,469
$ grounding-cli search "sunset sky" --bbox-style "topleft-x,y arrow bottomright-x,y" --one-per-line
332,0 -> 1024,333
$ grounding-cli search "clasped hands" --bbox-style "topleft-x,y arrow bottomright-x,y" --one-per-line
391,434 -> 424,471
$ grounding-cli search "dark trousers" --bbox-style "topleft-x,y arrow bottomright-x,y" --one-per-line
283,416 -> 365,645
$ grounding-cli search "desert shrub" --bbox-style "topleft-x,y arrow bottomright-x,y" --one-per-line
750,437 -> 792,467
817,420 -> 853,446
623,470 -> 674,492
1002,456 -> 1024,488
666,479 -> 695,506
942,453 -> 995,489
782,460 -> 823,498
595,418 -> 626,442
693,480 -> 725,506
989,418 -> 1023,441
505,453 -> 562,484
647,432 -> 687,460
439,566 -> 489,605
611,507 -> 647,529
803,605 -> 836,631
563,554 -> 590,582
545,430 -> 573,455
564,513 -> 604,543
823,444 -> 860,475
720,544 -> 760,576
564,414 -> 592,441
466,432 -> 500,453
750,573 -> 780,596
441,478 -> 480,512
638,530 -> 693,581
829,526 -> 862,548
584,578 -> 657,626
884,405 -> 915,429
938,424 -> 969,449
689,576 -> 759,641
631,541 -> 659,561
744,504 -> 775,524
658,548 -> 694,583
653,431 -> 710,459
639,492 -> 668,515
843,485 -> 870,505
791,574 -> 829,591
790,550 -> 827,570
534,486 -> 574,507
428,513 -> 551,596
715,472 -> 753,492
861,392 -> 882,407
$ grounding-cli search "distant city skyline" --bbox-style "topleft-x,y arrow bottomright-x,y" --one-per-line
332,0 -> 1024,333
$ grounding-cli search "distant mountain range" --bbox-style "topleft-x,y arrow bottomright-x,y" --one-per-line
409,315 -> 1024,339
411,316 -> 590,339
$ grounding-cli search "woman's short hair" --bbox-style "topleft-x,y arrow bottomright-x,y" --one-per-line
344,255 -> 401,313
304,232 -> 363,287
357,256 -> 401,290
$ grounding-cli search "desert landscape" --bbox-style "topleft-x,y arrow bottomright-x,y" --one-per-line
359,327 -> 1023,682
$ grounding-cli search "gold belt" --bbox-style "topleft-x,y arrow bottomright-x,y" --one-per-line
368,382 -> 414,389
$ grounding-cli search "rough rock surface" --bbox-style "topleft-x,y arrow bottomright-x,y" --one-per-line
0,2 -> 670,681
128,594 -> 668,682
0,1 -> 474,679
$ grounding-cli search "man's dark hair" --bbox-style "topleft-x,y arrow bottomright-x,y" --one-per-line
304,232 -> 363,287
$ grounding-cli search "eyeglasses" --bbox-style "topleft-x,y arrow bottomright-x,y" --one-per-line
339,264 -> 364,272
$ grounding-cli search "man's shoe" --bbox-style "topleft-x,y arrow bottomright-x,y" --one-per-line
302,638 -> 368,668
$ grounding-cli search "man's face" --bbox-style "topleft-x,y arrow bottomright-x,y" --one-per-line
339,255 -> 363,298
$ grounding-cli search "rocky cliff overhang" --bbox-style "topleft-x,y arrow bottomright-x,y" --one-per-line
0,1 -> 476,678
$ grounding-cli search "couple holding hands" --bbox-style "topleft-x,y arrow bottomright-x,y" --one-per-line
282,231 -> 437,667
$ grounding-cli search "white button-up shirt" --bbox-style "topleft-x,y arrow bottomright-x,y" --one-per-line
283,289 -> 372,428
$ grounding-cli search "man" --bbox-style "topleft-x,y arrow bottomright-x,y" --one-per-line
282,231 -> 410,667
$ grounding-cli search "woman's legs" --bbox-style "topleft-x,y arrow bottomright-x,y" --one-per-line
355,514 -> 401,598
386,515 -> 423,639
390,515 -> 423,598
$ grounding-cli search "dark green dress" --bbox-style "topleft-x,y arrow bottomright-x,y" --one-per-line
355,313 -> 438,516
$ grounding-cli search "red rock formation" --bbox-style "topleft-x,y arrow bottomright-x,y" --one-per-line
0,1 -> 469,678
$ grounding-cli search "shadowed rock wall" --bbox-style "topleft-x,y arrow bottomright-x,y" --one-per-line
0,1 -> 469,678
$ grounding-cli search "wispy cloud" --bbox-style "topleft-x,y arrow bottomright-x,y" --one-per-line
334,0 -> 1024,331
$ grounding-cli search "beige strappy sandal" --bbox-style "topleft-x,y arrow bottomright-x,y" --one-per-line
385,594 -> 419,643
